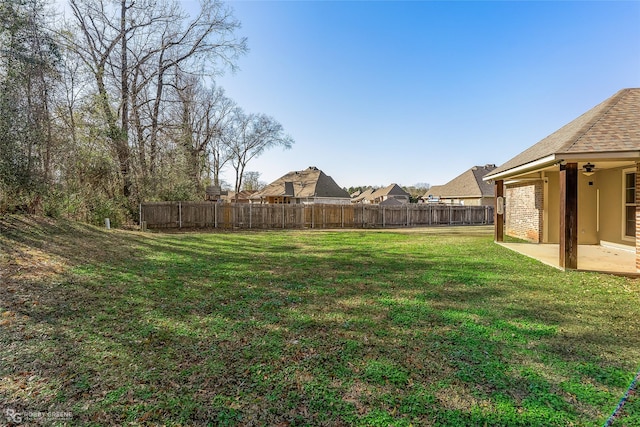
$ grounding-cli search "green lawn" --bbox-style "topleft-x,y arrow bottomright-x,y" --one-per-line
1,216 -> 639,426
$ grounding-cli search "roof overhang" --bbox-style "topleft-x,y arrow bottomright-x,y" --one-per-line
484,151 -> 640,182
483,155 -> 559,182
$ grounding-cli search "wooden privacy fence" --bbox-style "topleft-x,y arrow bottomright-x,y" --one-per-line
140,202 -> 494,230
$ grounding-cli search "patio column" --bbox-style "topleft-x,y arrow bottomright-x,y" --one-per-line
636,162 -> 640,272
559,163 -> 578,270
494,180 -> 504,242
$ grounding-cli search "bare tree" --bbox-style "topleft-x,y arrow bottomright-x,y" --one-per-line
224,110 -> 294,193
241,171 -> 265,191
205,86 -> 236,188
64,0 -> 247,200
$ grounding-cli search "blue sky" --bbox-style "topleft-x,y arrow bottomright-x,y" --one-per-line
205,1 -> 640,188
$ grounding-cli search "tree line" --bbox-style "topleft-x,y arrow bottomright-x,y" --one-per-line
0,0 -> 293,226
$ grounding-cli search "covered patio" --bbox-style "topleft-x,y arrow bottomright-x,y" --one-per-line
499,242 -> 637,276
483,88 -> 640,275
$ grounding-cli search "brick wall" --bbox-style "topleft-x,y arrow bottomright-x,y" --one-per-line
506,181 -> 543,243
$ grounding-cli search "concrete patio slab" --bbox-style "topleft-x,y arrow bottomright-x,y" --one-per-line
498,242 -> 638,276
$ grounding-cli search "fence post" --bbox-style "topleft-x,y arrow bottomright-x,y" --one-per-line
214,203 -> 217,228
249,203 -> 252,229
179,202 -> 182,228
282,204 -> 285,229
322,205 -> 325,228
382,206 -> 385,228
341,205 -> 344,228
362,204 -> 365,228
406,204 -> 409,227
139,203 -> 142,230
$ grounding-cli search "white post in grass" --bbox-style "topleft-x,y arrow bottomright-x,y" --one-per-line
105,218 -> 110,229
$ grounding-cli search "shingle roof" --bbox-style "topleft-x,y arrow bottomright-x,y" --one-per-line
370,184 -> 410,200
488,88 -> 640,178
252,167 -> 350,199
379,197 -> 406,206
221,190 -> 256,202
351,188 -> 375,203
426,165 -> 496,198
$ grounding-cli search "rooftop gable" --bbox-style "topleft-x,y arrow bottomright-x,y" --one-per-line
351,188 -> 375,203
253,167 -> 349,199
370,184 -> 410,199
427,165 -> 496,198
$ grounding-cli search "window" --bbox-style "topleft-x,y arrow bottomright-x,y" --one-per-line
624,171 -> 636,238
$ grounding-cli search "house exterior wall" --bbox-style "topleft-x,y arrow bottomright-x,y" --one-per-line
545,172 -> 560,243
505,181 -> 543,243
303,197 -> 351,205
258,196 -> 351,205
578,172 -> 599,245
543,165 -> 634,247
598,166 -> 633,247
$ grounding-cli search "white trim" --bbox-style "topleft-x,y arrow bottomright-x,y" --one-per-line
600,240 -> 635,253
596,189 -> 600,234
504,177 -> 548,185
622,167 -> 636,242
483,155 -> 558,181
543,174 -> 549,243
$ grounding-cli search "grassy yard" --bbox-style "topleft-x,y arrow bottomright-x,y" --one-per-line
1,216 -> 639,426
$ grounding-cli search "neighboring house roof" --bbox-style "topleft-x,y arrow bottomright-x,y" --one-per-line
379,197 -> 406,206
252,166 -> 350,199
221,190 -> 256,202
426,164 -> 497,198
370,184 -> 410,200
486,88 -> 640,180
352,188 -> 375,203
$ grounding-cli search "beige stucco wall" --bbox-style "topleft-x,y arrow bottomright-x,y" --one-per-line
598,166 -> 632,247
578,173 -> 599,245
543,166 -> 633,247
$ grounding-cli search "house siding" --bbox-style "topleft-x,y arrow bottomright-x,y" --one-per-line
506,182 -> 543,243
598,166 -> 634,247
578,173 -> 599,245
